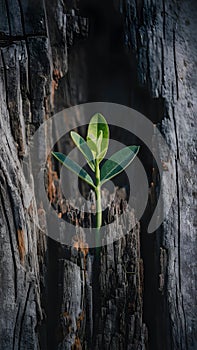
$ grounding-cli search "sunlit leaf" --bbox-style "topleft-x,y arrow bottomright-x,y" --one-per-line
86,136 -> 98,153
97,130 -> 103,155
100,146 -> 140,185
52,152 -> 95,188
87,113 -> 109,163
70,131 -> 95,171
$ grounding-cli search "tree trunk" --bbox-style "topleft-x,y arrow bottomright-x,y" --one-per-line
0,0 -> 196,349
119,1 -> 196,349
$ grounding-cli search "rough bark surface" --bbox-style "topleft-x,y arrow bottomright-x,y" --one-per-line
120,1 -> 197,349
51,192 -> 147,350
0,0 -> 196,350
0,1 -> 51,348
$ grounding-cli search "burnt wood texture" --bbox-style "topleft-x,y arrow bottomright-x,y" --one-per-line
0,0 -> 196,349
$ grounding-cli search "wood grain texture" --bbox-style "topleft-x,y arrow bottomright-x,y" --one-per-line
0,0 -> 196,349
121,0 -> 196,349
0,1 -> 51,349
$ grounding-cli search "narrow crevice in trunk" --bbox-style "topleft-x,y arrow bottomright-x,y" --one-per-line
77,2 -> 170,349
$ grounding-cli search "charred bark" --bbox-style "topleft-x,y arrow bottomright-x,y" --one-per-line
0,0 -> 196,349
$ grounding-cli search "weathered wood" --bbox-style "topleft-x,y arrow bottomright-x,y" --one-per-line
119,1 -> 197,349
0,0 -> 196,349
0,1 -> 51,349
54,194 -> 147,349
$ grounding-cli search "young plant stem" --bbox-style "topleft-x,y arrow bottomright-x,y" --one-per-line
95,160 -> 102,253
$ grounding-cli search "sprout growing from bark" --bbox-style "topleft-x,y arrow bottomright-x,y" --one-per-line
52,113 -> 139,247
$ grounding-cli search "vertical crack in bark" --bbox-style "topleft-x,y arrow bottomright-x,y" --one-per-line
0,186 -> 18,301
17,0 -> 33,120
182,294 -> 189,350
12,303 -> 21,350
162,0 -> 166,40
173,28 -> 179,100
1,49 -> 11,118
161,37 -> 165,89
175,285 -> 182,345
24,40 -> 33,122
18,283 -> 31,349
17,0 -> 25,36
4,0 -> 11,34
172,106 -> 181,290
172,105 -> 180,161
146,36 -> 151,88
172,106 -> 188,349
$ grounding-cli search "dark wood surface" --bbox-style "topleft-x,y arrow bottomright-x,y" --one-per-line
0,0 -> 196,349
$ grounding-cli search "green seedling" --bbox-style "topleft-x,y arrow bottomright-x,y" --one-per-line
52,113 -> 140,248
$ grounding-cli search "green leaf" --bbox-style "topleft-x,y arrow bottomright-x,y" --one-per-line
97,130 -> 103,155
87,113 -> 109,163
52,152 -> 96,189
100,146 -> 140,185
70,131 -> 95,171
86,136 -> 98,153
